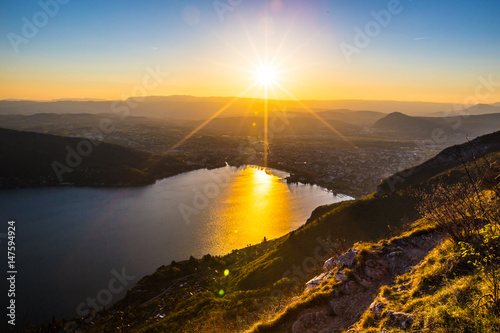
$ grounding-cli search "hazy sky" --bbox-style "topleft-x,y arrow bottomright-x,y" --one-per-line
1,0 -> 500,102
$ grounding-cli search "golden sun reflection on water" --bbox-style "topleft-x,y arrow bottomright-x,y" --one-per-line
207,166 -> 296,253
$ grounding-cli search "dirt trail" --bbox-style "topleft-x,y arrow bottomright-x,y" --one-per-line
272,229 -> 444,333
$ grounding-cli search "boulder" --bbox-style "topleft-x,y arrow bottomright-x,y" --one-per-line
305,272 -> 332,290
337,249 -> 360,268
323,256 -> 337,271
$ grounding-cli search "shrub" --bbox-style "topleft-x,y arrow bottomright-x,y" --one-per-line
418,153 -> 500,311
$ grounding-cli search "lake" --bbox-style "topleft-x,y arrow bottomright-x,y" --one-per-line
0,165 -> 351,326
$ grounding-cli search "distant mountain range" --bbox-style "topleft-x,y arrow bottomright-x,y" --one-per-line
430,103 -> 500,116
373,111 -> 500,139
462,103 -> 500,115
2,96 -> 497,119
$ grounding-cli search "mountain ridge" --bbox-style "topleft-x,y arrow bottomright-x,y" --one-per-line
21,129 -> 500,332
0,127 -> 225,189
372,111 -> 500,140
1,97 -> 487,118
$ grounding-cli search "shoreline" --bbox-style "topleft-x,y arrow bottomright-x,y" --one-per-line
0,161 -> 361,198
6,164 -> 352,329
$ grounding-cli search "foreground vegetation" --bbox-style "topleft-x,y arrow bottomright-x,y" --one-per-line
356,191 -> 500,331
251,137 -> 500,332
19,131 -> 500,332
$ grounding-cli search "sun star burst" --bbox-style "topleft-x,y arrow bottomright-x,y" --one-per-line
166,18 -> 355,165
254,65 -> 278,88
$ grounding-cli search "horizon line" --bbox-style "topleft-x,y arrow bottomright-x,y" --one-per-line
1,95 -> 497,106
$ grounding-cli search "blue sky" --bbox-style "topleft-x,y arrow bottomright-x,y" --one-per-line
1,0 -> 499,102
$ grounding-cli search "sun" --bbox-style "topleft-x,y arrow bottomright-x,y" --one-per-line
166,18 -> 356,165
254,65 -> 278,88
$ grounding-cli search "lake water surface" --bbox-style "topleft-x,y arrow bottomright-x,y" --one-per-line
0,165 -> 351,325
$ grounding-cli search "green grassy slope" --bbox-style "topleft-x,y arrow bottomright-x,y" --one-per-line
22,130 -> 500,333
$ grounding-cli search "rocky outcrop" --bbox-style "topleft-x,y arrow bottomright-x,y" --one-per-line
269,228 -> 445,333
305,272 -> 335,290
337,249 -> 360,268
323,256 -> 337,271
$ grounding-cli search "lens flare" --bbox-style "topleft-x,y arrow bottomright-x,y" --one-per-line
165,17 -> 355,162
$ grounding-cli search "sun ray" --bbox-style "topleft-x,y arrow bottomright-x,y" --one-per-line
234,84 -> 267,134
166,81 -> 260,154
272,62 -> 317,77
269,13 -> 298,67
195,57 -> 256,76
239,15 -> 265,69
274,81 -> 358,149
166,13 -> 348,161
274,23 -> 329,72
204,22 -> 259,70
264,88 -> 269,167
